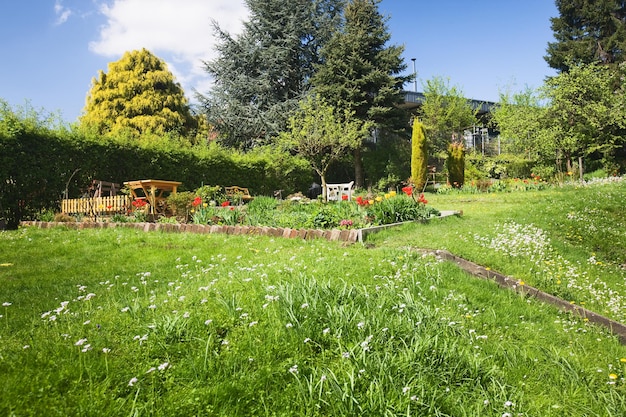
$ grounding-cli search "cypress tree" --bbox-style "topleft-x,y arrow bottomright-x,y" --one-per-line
447,142 -> 465,188
410,118 -> 428,190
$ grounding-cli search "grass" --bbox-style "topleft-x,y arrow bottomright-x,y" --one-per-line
1,178 -> 626,416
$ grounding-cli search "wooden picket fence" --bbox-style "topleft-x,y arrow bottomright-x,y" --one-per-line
61,195 -> 131,216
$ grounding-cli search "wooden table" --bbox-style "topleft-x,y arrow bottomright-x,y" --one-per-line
124,179 -> 182,215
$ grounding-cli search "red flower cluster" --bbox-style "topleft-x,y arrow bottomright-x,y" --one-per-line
192,196 -> 202,207
132,199 -> 147,208
355,196 -> 369,207
417,193 -> 428,204
401,186 -> 413,196
221,201 -> 230,207
342,195 -> 349,201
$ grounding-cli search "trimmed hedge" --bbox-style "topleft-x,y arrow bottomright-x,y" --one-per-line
1,128 -> 313,229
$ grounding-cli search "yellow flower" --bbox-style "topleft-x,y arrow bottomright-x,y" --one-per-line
368,200 -> 374,205
0,263 -> 13,267
384,193 -> 390,199
557,280 -> 562,285
609,373 -> 618,380
203,203 -> 208,208
375,196 -> 383,202
519,280 -> 525,286
389,190 -> 396,197
620,358 -> 626,363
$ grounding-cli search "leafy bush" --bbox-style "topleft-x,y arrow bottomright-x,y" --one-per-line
194,185 -> 224,203
166,191 -> 195,221
245,196 -> 279,226
365,193 -> 438,225
53,213 -> 76,223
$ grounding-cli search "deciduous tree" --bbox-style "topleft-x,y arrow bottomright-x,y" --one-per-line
541,62 -> 626,174
418,77 -> 477,154
490,87 -> 547,158
278,96 -> 371,197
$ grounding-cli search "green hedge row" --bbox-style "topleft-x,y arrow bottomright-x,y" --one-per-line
1,130 -> 313,229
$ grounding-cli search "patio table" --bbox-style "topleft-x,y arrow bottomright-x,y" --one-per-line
124,179 -> 182,215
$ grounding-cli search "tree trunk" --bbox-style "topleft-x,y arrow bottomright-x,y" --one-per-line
578,156 -> 584,182
353,147 -> 364,188
319,169 -> 327,201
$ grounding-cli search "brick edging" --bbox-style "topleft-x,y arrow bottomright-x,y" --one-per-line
19,221 -> 362,242
19,211 -> 461,244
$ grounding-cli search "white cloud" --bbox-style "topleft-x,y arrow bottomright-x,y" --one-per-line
89,0 -> 248,98
54,0 -> 73,25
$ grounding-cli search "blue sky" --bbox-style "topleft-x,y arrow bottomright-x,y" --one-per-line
0,0 -> 558,124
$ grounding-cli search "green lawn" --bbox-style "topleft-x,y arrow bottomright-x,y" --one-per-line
1,179 -> 625,416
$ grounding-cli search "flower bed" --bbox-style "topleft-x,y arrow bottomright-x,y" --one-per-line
175,186 -> 440,230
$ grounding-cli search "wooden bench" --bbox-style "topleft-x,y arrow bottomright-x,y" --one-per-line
224,186 -> 254,204
325,181 -> 354,201
87,180 -> 120,197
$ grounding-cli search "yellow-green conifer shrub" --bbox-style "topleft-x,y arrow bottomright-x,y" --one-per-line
411,118 -> 428,190
80,48 -> 196,140
447,141 -> 465,188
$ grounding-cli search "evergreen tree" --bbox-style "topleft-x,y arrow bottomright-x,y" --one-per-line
410,118 -> 428,190
546,0 -> 626,72
311,0 -> 410,187
446,142 -> 465,188
80,49 -> 196,139
199,0 -> 344,149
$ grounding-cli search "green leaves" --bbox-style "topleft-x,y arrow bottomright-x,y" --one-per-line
279,95 -> 371,188
418,77 -> 478,154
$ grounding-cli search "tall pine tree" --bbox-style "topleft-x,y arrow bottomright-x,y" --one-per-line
198,0 -> 343,149
311,0 -> 410,187
546,0 -> 626,72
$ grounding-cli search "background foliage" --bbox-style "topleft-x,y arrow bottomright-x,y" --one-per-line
0,101 -> 313,228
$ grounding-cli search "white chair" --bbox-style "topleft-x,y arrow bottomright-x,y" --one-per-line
325,181 -> 354,201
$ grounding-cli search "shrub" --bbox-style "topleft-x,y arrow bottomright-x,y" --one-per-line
447,142 -> 465,187
411,118 -> 428,189
366,194 -> 438,225
53,213 -> 76,223
166,191 -> 195,221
